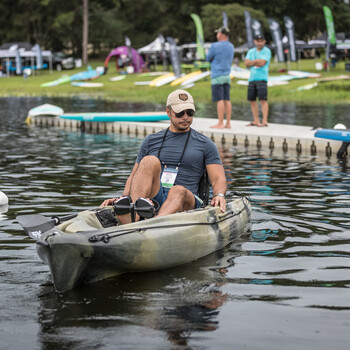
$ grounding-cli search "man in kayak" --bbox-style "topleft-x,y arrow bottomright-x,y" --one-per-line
101,89 -> 227,223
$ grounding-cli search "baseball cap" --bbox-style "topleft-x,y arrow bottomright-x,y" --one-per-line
254,34 -> 265,40
215,26 -> 230,35
166,90 -> 196,113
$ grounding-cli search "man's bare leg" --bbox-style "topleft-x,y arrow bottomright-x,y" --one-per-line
157,185 -> 195,217
211,100 -> 225,128
260,100 -> 269,125
129,155 -> 161,202
224,100 -> 232,128
248,101 -> 260,125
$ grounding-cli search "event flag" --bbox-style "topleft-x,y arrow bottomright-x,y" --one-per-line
244,10 -> 254,49
323,6 -> 336,44
166,37 -> 181,77
190,13 -> 205,61
15,49 -> 22,75
33,44 -> 43,70
222,11 -> 228,28
251,18 -> 263,38
158,34 -> 167,70
284,16 -> 297,62
125,36 -> 133,63
268,18 -> 285,63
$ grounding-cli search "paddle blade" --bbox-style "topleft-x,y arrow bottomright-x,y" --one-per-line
16,214 -> 56,240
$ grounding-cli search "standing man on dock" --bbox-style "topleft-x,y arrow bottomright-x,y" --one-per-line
101,89 -> 227,223
244,34 -> 271,127
206,26 -> 234,129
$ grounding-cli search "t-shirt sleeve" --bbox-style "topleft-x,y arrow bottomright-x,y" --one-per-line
261,48 -> 271,63
136,136 -> 150,163
204,140 -> 222,165
206,44 -> 214,62
245,49 -> 253,60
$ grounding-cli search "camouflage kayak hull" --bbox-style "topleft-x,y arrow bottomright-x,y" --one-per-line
36,195 -> 252,292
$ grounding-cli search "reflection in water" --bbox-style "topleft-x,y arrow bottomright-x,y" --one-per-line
1,97 -> 350,349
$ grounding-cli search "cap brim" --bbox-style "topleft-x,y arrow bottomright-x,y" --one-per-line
171,103 -> 196,113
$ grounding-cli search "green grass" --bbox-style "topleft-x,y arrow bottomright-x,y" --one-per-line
0,58 -> 349,105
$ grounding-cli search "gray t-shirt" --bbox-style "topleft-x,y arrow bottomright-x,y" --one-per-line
136,128 -> 222,196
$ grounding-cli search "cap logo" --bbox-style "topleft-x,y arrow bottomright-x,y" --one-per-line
179,93 -> 188,101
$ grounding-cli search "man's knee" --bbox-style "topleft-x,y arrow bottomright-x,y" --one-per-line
167,185 -> 195,209
138,155 -> 161,171
168,185 -> 188,198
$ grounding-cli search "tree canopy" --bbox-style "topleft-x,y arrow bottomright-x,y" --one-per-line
0,0 -> 348,56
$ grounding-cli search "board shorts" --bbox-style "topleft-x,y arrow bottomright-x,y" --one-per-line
211,83 -> 231,102
152,185 -> 203,209
247,80 -> 268,101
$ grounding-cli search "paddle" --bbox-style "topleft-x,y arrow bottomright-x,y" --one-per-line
16,213 -> 77,240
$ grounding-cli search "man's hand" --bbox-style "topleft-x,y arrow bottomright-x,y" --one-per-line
100,198 -> 117,207
211,195 -> 226,213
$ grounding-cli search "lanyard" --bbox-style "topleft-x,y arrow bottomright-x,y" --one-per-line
157,127 -> 191,168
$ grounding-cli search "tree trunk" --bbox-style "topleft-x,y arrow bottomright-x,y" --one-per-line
82,0 -> 88,66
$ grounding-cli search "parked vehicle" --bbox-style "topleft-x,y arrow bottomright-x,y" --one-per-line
48,52 -> 75,71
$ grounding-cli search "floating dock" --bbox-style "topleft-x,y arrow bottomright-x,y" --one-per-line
28,114 -> 346,158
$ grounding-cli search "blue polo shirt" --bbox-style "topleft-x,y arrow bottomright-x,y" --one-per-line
245,46 -> 272,82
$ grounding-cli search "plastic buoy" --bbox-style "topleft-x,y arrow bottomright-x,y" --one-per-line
334,123 -> 347,130
0,191 -> 8,205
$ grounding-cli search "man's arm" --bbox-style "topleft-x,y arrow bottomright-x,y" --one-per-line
244,58 -> 267,67
100,163 -> 139,207
206,163 -> 227,212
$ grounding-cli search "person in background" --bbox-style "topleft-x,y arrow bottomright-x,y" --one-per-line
206,27 -> 234,129
101,89 -> 227,223
244,34 -> 272,127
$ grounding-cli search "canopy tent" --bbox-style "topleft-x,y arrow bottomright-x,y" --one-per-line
138,37 -> 170,54
104,46 -> 144,74
0,42 -> 52,75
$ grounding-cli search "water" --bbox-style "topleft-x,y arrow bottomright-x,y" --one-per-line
1,97 -> 350,350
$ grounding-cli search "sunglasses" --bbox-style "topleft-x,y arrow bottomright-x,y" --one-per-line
174,109 -> 195,118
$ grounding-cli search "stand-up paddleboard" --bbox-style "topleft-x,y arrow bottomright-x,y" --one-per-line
134,81 -> 152,85
109,75 -> 126,81
288,70 -> 321,78
180,70 -> 210,87
149,73 -> 174,87
41,76 -> 71,87
318,75 -> 350,82
296,82 -> 318,91
170,71 -> 202,86
60,112 -> 169,122
71,82 -> 104,87
315,129 -> 350,142
236,80 -> 289,87
230,67 -> 250,80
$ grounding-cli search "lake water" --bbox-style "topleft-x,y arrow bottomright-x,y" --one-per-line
1,97 -> 350,350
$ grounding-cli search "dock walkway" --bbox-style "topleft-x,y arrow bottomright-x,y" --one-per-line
30,115 -> 344,158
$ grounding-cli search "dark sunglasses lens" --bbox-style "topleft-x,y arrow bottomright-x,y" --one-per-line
175,109 -> 195,118
186,109 -> 195,117
175,111 -> 185,118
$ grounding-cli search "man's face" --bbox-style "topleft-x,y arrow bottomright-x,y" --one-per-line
254,39 -> 266,49
167,108 -> 194,131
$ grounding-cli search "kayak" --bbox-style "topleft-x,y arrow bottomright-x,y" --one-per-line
17,194 -> 251,292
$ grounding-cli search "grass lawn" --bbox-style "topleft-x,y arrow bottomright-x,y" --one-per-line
0,58 -> 349,105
